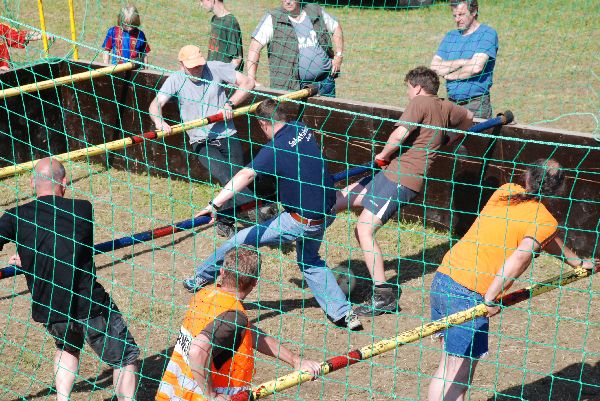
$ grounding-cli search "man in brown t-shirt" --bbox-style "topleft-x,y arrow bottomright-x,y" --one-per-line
334,66 -> 473,316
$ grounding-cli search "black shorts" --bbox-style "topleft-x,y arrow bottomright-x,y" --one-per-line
359,171 -> 418,224
46,301 -> 139,368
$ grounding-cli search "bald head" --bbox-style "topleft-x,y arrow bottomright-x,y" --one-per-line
31,157 -> 67,196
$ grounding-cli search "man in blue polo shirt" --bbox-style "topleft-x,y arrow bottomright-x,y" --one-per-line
430,0 -> 498,118
185,98 -> 362,331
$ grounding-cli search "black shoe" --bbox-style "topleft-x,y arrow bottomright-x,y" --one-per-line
333,310 -> 363,331
258,203 -> 279,223
238,204 -> 279,226
354,287 -> 399,316
183,276 -> 212,293
215,221 -> 235,238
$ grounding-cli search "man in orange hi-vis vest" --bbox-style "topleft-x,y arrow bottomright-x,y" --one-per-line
156,246 -> 322,401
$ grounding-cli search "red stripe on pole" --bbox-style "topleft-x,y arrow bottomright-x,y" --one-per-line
327,350 -> 362,371
206,112 -> 225,124
231,391 -> 250,401
131,131 -> 159,144
142,131 -> 159,140
151,226 -> 177,238
499,288 -> 532,307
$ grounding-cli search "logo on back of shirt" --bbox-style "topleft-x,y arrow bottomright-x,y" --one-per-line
298,31 -> 319,50
288,127 -> 312,147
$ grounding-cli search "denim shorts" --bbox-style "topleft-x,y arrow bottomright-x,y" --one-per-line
430,272 -> 489,358
46,301 -> 139,368
359,171 -> 418,224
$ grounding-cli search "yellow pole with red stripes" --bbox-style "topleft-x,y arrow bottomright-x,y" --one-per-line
0,62 -> 134,100
0,86 -> 318,180
232,265 -> 598,401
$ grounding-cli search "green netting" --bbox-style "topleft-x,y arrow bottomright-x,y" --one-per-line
3,0 -> 600,132
0,1 -> 599,401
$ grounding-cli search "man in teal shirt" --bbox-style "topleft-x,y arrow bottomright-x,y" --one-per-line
431,0 -> 498,118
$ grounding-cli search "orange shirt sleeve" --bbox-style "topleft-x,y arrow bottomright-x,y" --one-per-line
523,204 -> 558,249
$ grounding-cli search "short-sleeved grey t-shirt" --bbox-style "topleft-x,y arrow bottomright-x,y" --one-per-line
291,16 -> 331,81
159,61 -> 238,143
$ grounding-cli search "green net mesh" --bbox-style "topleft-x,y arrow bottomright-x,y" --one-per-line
1,1 -> 599,400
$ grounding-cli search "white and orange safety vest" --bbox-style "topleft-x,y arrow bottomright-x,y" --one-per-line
156,285 -> 255,401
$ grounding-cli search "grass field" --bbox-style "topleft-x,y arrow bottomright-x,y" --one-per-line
3,0 -> 600,133
0,162 -> 598,400
1,1 -> 600,400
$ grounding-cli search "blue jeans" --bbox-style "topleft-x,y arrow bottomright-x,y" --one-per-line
301,74 -> 336,98
194,212 -> 349,321
430,272 -> 489,359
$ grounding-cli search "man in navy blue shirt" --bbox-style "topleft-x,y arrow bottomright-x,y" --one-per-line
186,98 -> 362,331
430,0 -> 498,118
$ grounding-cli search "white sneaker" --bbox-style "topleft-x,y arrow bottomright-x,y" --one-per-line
334,310 -> 363,331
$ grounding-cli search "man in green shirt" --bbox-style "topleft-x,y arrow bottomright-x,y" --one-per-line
201,0 -> 244,71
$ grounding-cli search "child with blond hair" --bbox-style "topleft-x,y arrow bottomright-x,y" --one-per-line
102,4 -> 150,64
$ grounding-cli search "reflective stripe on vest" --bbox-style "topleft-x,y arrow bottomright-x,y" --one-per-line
155,359 -> 207,401
157,286 -> 254,400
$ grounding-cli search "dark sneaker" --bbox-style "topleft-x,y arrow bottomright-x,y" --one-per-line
333,310 -> 363,331
354,287 -> 399,316
239,209 -> 257,225
215,221 -> 236,238
183,276 -> 212,293
258,203 -> 279,223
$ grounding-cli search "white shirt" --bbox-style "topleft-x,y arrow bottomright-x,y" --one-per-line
252,10 -> 338,46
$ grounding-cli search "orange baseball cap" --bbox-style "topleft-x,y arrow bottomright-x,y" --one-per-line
178,45 -> 206,68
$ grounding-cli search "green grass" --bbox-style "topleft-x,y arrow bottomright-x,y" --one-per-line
1,2 -> 600,400
3,0 -> 599,133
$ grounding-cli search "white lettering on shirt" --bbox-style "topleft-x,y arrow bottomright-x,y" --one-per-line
288,127 -> 312,147
174,326 -> 193,365
297,31 -> 319,50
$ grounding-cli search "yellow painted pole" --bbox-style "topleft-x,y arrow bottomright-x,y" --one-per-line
36,0 -> 49,56
0,62 -> 134,100
68,0 -> 79,60
241,266 -> 597,401
0,86 -> 317,180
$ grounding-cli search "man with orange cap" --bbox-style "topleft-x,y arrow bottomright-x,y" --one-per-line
149,45 -> 260,238
156,246 -> 322,400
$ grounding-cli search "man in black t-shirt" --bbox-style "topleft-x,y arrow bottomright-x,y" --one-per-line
0,158 -> 139,401
201,0 -> 244,71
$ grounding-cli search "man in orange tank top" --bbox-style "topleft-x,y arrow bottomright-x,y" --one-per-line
156,246 -> 322,401
428,159 -> 599,401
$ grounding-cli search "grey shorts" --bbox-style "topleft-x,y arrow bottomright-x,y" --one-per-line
359,171 -> 418,224
452,93 -> 492,119
46,302 -> 139,368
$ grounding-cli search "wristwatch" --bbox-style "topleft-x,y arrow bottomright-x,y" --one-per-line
208,200 -> 221,211
335,51 -> 343,58
225,100 -> 235,108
